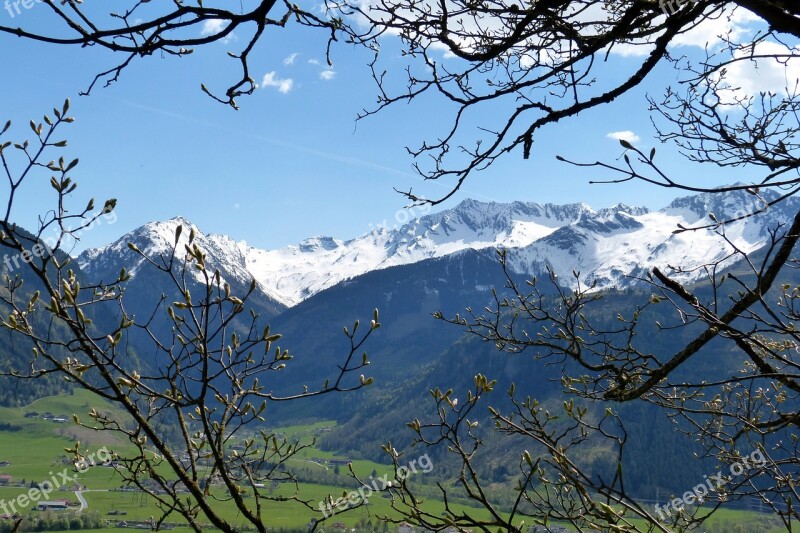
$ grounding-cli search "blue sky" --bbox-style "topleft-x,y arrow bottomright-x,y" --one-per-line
0,3 -> 779,252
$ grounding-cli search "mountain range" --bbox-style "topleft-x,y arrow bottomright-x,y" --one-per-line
3,186 -> 796,502
78,187 -> 797,308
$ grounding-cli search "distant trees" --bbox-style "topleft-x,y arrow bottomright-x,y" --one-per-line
0,511 -> 102,532
0,105 -> 380,532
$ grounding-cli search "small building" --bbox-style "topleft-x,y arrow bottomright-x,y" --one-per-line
37,500 -> 69,511
397,523 -> 415,533
0,475 -> 12,485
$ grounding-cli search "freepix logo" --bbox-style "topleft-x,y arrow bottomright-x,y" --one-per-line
654,449 -> 767,521
659,0 -> 696,15
0,447 -> 112,515
4,0 -> 43,18
318,453 -> 433,519
1,210 -> 118,275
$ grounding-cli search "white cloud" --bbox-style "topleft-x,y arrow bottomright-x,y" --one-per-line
283,53 -> 300,66
320,69 -> 336,80
261,72 -> 294,94
714,41 -> 800,105
607,131 -> 641,145
599,5 -> 761,57
671,6 -> 761,49
201,19 -> 225,36
428,40 -> 457,59
519,54 -> 535,69
200,19 -> 235,43
608,43 -> 653,58
308,58 -> 321,65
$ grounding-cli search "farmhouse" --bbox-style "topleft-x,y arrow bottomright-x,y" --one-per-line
37,500 -> 70,511
0,475 -> 12,485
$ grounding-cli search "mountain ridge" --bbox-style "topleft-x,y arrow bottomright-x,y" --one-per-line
78,188 -> 799,308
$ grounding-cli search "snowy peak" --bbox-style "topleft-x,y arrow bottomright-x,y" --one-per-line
507,188 -> 800,291
423,198 -> 592,234
78,188 -> 799,308
664,186 -> 776,223
296,236 -> 344,252
78,216 -> 281,304
235,199 -> 602,306
82,216 -> 200,261
575,206 -> 646,234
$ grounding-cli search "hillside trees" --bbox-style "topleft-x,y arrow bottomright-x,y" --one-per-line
0,106 -> 380,532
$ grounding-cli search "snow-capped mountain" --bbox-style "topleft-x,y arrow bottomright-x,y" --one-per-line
240,199 -> 594,305
78,188 -> 799,307
77,216 -> 288,318
506,189 -> 797,290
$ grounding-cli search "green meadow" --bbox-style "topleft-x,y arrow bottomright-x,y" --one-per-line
0,390 -> 788,532
0,390 -> 494,531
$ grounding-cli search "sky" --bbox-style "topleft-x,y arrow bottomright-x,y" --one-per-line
0,2 -> 790,253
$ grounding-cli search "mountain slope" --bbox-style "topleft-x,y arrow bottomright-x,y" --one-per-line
78,217 -> 287,321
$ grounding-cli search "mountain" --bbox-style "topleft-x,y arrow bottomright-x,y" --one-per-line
78,217 -> 287,322
80,201 -> 586,307
73,186 -> 798,431
78,188 -> 799,309
264,247 -> 539,406
10,186 -> 799,503
504,192 -> 792,290
237,199 -> 592,306
0,228 -> 145,407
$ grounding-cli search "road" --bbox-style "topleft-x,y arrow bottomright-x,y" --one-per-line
74,489 -> 107,512
74,490 -> 87,511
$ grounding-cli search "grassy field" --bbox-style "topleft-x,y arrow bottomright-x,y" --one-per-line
0,390 -> 790,532
0,391 -> 497,531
